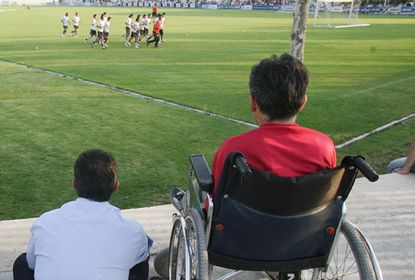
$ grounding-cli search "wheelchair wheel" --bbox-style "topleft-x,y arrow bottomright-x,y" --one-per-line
168,209 -> 208,280
169,217 -> 184,280
306,220 -> 376,280
185,208 -> 209,280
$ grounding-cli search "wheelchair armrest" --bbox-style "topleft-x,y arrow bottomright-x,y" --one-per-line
190,154 -> 213,193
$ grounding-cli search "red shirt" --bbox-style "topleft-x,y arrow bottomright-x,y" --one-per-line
153,20 -> 161,34
212,123 -> 336,195
153,6 -> 158,13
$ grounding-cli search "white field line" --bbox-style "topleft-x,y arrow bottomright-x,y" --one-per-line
346,75 -> 415,97
2,59 -> 413,149
5,60 -> 257,129
336,113 -> 415,149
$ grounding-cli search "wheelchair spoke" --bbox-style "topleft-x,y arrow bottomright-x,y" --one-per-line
332,243 -> 353,277
306,221 -> 376,280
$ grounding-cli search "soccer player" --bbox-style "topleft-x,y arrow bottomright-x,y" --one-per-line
144,13 -> 152,39
102,17 -> 111,49
139,14 -> 147,39
61,12 -> 70,37
152,3 -> 158,18
84,14 -> 97,44
159,13 -> 166,43
91,13 -> 105,48
131,15 -> 141,48
124,13 -> 133,47
71,12 -> 80,37
146,14 -> 162,48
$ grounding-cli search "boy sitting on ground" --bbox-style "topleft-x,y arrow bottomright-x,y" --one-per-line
13,149 -> 152,280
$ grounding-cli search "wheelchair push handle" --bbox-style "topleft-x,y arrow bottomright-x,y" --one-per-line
170,186 -> 186,212
353,156 -> 379,182
235,156 -> 252,177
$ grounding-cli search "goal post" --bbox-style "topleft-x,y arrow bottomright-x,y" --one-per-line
313,0 -> 370,28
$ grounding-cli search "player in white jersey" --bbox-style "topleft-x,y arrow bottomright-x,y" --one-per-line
139,14 -> 147,39
144,13 -> 151,39
61,12 -> 70,37
91,14 -> 105,48
160,12 -> 166,42
102,17 -> 111,49
124,14 -> 133,47
84,14 -> 97,43
71,12 -> 80,37
131,15 -> 141,48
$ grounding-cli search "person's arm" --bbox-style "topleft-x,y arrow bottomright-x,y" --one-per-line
395,138 -> 415,174
26,223 -> 38,270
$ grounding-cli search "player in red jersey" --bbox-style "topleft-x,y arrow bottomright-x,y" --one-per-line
146,14 -> 162,48
152,4 -> 158,18
211,54 -> 336,195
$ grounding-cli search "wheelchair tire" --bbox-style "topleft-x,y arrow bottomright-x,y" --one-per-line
168,217 -> 183,280
308,220 -> 377,280
185,208 -> 209,280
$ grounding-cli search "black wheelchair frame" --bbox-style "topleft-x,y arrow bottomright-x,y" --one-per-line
159,152 -> 383,280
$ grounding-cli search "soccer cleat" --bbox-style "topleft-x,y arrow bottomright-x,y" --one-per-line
134,44 -> 139,48
124,42 -> 129,47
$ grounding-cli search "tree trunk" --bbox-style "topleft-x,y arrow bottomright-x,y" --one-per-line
290,0 -> 312,62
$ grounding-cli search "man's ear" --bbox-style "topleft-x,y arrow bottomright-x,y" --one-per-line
249,95 -> 258,113
299,95 -> 308,111
113,179 -> 120,193
71,180 -> 77,191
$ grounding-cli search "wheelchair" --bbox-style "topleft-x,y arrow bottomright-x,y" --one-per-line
156,152 -> 383,280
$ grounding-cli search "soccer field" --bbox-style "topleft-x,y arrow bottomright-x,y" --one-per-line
0,6 -> 414,219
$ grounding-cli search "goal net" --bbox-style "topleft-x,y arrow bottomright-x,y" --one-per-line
313,0 -> 370,28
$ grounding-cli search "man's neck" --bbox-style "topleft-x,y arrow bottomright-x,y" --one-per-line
255,112 -> 297,126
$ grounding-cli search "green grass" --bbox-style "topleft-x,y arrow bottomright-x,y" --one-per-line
0,6 -> 414,219
0,7 -> 414,143
0,60 -> 248,219
338,118 -> 415,173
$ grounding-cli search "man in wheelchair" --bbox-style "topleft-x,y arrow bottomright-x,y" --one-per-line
155,55 -> 381,280
211,54 -> 336,194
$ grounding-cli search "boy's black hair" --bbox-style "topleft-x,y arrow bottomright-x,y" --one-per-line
249,54 -> 309,120
74,149 -> 117,202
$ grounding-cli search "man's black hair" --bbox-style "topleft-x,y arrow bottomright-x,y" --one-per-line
74,149 -> 117,202
249,54 -> 309,120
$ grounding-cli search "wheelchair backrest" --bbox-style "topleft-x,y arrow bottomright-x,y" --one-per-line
208,152 -> 359,272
